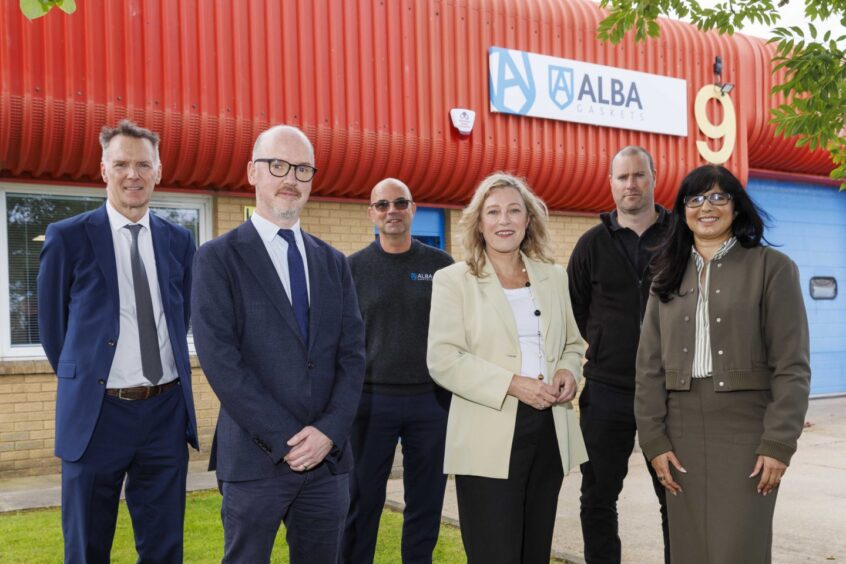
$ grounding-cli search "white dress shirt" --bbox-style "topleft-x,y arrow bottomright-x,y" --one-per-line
106,202 -> 178,388
250,211 -> 311,303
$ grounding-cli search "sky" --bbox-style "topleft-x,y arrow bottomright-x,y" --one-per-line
696,0 -> 846,39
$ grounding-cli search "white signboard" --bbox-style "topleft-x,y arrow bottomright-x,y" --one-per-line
489,47 -> 688,137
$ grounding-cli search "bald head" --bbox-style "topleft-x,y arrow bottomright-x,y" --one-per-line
252,125 -> 314,162
610,145 -> 655,177
368,177 -> 416,252
248,124 -> 315,228
370,178 -> 412,202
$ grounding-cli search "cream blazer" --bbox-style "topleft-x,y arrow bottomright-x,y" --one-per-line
427,253 -> 588,479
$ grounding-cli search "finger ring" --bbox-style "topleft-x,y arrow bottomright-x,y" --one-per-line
658,476 -> 665,481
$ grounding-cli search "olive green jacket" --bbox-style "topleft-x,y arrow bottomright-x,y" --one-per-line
635,244 -> 810,465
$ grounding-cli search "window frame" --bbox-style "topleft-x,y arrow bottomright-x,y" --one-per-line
0,182 -> 213,360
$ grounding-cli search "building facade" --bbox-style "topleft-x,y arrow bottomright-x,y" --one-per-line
0,0 -> 840,478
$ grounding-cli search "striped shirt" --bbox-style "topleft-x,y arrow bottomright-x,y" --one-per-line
691,237 -> 737,378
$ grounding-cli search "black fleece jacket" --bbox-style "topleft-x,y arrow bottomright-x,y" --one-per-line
566,207 -> 669,389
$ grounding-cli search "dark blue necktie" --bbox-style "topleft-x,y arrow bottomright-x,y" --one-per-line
278,229 -> 309,343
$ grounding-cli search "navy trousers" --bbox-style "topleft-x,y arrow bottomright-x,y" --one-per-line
220,463 -> 350,564
61,384 -> 188,564
340,389 -> 450,564
579,378 -> 670,564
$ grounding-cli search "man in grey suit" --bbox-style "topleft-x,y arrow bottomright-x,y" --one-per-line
191,125 -> 366,564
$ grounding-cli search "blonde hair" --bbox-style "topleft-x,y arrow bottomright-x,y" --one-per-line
458,172 -> 553,277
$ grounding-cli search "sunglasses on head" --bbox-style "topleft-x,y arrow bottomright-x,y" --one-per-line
369,198 -> 412,212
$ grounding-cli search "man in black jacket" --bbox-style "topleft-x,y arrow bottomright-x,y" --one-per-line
567,146 -> 671,564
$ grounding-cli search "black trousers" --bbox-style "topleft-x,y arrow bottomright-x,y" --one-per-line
579,379 -> 670,564
455,402 -> 564,564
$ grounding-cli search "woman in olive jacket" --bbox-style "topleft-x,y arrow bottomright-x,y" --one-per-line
635,165 -> 810,564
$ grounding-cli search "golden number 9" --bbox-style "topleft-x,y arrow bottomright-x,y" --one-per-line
694,86 -> 736,164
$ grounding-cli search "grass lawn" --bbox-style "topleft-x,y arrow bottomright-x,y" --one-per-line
0,490 -> 467,563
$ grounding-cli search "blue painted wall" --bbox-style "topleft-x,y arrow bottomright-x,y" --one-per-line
748,178 -> 846,396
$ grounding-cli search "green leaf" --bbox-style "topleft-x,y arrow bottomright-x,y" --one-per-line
57,0 -> 76,14
19,0 -> 49,20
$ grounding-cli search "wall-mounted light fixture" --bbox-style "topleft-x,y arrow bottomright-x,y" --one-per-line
713,56 -> 735,96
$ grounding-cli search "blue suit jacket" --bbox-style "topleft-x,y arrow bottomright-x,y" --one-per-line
37,205 -> 199,462
191,221 -> 365,482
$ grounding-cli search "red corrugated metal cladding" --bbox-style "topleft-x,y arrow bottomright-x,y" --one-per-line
0,0 -> 835,212
734,34 -> 835,175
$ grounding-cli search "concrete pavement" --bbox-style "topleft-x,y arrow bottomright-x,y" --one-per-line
1,397 -> 844,563
386,396 -> 846,563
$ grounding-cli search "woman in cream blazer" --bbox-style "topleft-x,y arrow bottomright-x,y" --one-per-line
427,172 -> 587,564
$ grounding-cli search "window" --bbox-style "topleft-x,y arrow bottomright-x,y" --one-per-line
0,184 -> 212,359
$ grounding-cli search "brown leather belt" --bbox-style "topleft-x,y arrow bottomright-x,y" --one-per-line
106,380 -> 179,401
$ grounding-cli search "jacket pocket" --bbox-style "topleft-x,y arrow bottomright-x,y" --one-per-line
56,361 -> 76,379
664,369 -> 691,391
715,369 -> 771,391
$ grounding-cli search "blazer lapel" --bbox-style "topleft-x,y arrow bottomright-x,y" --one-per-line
522,254 -> 552,341
233,222 -> 305,346
478,258 -> 519,338
84,206 -> 119,314
302,232 -> 325,353
149,214 -> 171,312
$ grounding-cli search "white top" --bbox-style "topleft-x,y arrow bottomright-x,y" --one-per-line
504,286 -> 546,382
105,201 -> 178,388
250,211 -> 311,304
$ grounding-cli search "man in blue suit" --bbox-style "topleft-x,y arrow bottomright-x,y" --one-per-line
192,124 -> 366,564
37,120 -> 198,563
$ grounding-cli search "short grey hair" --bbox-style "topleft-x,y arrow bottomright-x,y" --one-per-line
99,120 -> 161,163
251,125 -> 314,162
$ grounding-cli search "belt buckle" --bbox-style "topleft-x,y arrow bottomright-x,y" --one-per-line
117,388 -> 137,401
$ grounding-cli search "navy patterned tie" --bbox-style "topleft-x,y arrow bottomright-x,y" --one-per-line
125,224 -> 163,385
278,229 -> 309,343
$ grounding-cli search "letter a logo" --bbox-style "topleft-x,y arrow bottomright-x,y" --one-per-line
548,65 -> 574,110
489,47 -> 536,115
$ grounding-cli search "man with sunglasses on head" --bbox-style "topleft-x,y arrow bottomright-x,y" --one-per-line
567,146 -> 671,564
340,178 -> 453,564
192,125 -> 365,564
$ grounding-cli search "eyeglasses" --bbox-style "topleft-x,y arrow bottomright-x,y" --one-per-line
253,158 -> 317,182
369,198 -> 413,212
684,192 -> 733,208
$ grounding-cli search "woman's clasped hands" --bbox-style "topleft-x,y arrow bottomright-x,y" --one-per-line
508,369 -> 577,410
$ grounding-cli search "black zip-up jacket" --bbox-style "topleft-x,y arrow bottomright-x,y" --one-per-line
566,207 -> 669,389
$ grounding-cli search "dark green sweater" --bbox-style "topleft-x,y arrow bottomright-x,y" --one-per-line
348,239 -> 454,394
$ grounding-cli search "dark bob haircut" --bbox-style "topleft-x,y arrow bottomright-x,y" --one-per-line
650,165 -> 770,302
